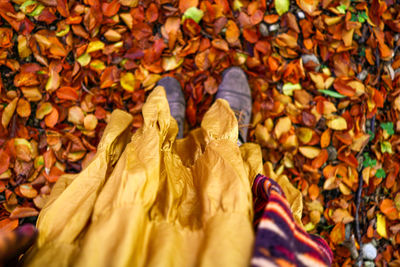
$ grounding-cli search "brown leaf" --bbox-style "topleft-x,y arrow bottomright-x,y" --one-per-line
225,20 -> 240,44
9,206 -> 39,219
0,149 -> 10,175
179,0 -> 198,12
211,39 -> 229,51
204,76 -> 218,95
1,98 -> 18,129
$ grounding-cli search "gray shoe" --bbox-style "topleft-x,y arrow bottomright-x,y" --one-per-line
216,67 -> 252,144
157,77 -> 185,139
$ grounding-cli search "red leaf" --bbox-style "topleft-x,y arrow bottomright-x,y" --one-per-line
0,149 -> 10,174
56,0 -> 70,17
56,87 -> 79,101
102,0 -> 120,17
146,3 -> 159,23
243,28 -> 259,43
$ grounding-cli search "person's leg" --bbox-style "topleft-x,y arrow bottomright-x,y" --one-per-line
158,67 -> 251,143
157,77 -> 186,139
216,67 -> 252,145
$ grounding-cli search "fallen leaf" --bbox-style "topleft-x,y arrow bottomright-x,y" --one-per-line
16,98 -> 31,118
84,114 -> 98,131
225,20 -> 240,44
326,116 -> 347,130
377,213 -> 388,239
9,206 -> 39,219
1,98 -> 18,128
120,72 -> 136,92
274,116 -> 292,139
299,146 -> 321,159
68,106 -> 84,125
275,0 -> 290,16
380,199 -> 399,220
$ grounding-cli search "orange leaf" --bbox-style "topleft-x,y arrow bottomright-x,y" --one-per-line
380,199 -> 399,221
0,218 -> 18,232
9,206 -> 39,219
211,39 -> 229,52
312,149 -> 328,169
56,0 -> 69,17
0,150 -> 10,175
44,166 -> 64,183
333,79 -> 355,97
45,108 -> 59,128
243,28 -> 259,43
320,129 -> 331,148
330,222 -> 345,245
146,3 -> 159,23
225,20 -> 240,44
263,14 -> 279,24
16,98 -> 31,118
338,149 -> 358,168
179,0 -> 198,12
56,86 -> 79,101
308,183 -> 320,200
102,0 -> 120,17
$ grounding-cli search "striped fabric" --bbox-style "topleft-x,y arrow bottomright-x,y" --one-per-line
251,174 -> 333,267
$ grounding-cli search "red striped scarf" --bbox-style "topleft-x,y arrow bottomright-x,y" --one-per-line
251,174 -> 333,267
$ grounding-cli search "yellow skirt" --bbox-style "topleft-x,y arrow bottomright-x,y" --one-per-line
22,86 -> 302,267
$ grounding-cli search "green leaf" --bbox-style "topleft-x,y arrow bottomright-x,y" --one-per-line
318,89 -> 346,98
376,168 -> 386,179
381,141 -> 393,154
20,0 -> 37,13
56,24 -> 70,37
380,122 -> 394,135
359,47 -> 365,57
182,7 -> 204,23
282,83 -> 302,96
363,153 -> 376,168
359,11 -> 369,20
28,4 -> 44,16
350,13 -> 358,22
274,0 -> 290,16
367,130 -> 375,141
233,0 -> 243,11
357,11 -> 368,23
337,4 -> 347,14
77,53 -> 91,67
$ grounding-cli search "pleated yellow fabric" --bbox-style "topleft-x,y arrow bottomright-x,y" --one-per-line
22,86 -> 303,267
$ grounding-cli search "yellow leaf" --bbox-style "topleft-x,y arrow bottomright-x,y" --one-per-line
339,182 -> 352,195
68,106 -> 84,125
83,114 -> 98,130
86,40 -> 105,53
299,146 -> 321,159
18,35 -> 31,58
274,116 -> 292,139
330,222 -> 345,244
1,98 -> 18,128
347,80 -> 365,96
350,134 -> 370,152
296,127 -> 313,143
162,56 -> 184,71
120,72 -> 136,92
342,28 -> 354,47
309,72 -> 325,90
275,0 -> 289,16
376,213 -> 388,238
36,102 -> 53,119
255,124 -> 271,145
326,116 -> 347,130
77,53 -> 91,67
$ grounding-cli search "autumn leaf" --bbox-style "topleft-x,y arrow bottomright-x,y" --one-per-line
275,0 -> 290,16
1,98 -> 18,128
